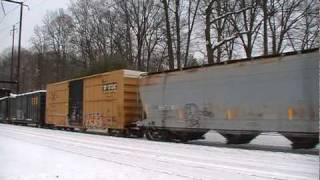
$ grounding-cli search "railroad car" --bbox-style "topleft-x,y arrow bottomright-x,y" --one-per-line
0,88 -> 10,98
0,95 -> 16,124
46,70 -> 143,136
10,91 -> 46,127
0,96 -> 9,122
138,49 -> 319,148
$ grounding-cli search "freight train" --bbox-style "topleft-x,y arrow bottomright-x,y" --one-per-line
0,49 -> 318,149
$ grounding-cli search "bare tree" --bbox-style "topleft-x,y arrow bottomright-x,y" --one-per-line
229,0 -> 262,58
31,26 -> 48,88
174,0 -> 182,69
184,0 -> 200,66
70,0 -> 97,67
262,0 -> 268,55
42,9 -> 74,80
161,0 -> 175,70
297,0 -> 319,50
204,0 -> 215,64
203,0 -> 251,64
267,0 -> 307,54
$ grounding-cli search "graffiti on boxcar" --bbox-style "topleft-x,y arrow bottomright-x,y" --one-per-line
85,112 -> 103,128
69,103 -> 82,122
155,103 -> 214,128
85,112 -> 115,129
202,103 -> 214,118
183,103 -> 201,128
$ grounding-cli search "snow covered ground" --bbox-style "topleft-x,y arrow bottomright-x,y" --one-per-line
0,124 -> 318,180
191,131 -> 318,154
204,131 -> 292,147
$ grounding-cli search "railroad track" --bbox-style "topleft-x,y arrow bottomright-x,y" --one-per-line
1,122 -> 318,155
84,129 -> 319,155
188,140 -> 319,155
0,124 -> 318,180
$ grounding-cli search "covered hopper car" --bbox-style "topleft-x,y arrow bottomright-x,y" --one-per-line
138,49 -> 319,148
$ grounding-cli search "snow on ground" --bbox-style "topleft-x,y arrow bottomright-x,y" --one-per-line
0,124 -> 318,180
185,130 -> 319,156
189,131 -> 316,154
203,131 -> 292,147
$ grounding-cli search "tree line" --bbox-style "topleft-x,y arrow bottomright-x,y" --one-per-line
0,0 -> 318,92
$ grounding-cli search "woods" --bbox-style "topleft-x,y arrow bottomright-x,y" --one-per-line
0,0 -> 318,92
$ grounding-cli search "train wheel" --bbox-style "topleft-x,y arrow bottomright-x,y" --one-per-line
127,129 -> 143,138
177,135 -> 188,143
145,129 -> 152,140
282,134 -> 319,149
145,129 -> 170,141
219,132 -> 259,144
135,131 -> 144,138
65,127 -> 74,131
108,129 -> 125,137
145,129 -> 160,141
168,131 -> 207,143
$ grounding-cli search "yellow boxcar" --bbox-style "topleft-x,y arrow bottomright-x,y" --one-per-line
45,69 -> 143,134
46,81 -> 69,127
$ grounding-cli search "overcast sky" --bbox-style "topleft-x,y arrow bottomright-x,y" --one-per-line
0,0 -> 69,52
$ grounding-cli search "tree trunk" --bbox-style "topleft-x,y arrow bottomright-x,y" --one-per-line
184,0 -> 200,67
137,34 -> 143,70
216,1 -> 222,63
262,0 -> 268,55
175,0 -> 181,69
162,0 -> 175,70
205,1 -> 214,64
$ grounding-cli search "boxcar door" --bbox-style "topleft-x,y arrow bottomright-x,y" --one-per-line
28,94 -> 39,123
68,80 -> 84,126
0,98 -> 8,122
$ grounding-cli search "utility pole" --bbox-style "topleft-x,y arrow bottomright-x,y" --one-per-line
17,1 -> 23,93
10,25 -> 16,91
2,0 -> 25,93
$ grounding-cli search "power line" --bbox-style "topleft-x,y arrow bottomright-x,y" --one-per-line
1,1 -> 6,15
19,0 -> 47,15
0,21 -> 18,51
1,0 -> 26,93
0,3 -> 20,24
0,21 -> 19,50
0,20 -> 19,31
0,0 -> 30,25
